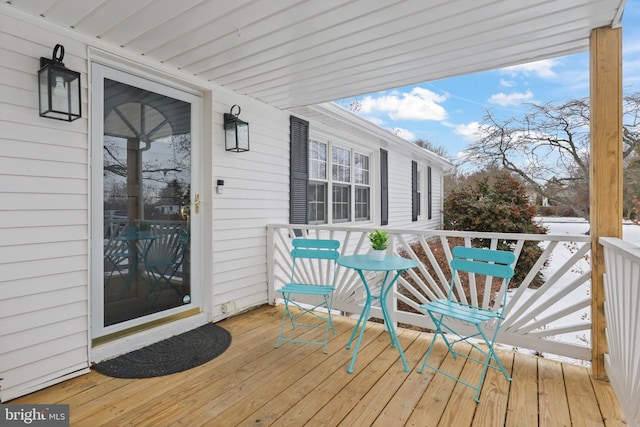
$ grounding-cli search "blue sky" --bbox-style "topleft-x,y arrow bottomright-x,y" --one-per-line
337,1 -> 640,162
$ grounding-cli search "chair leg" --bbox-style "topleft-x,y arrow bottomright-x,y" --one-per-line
145,265 -> 184,307
105,256 -> 136,298
467,324 -> 510,403
325,295 -> 336,335
275,293 -> 335,354
284,295 -> 296,329
477,323 -> 512,380
418,312 -> 451,373
276,294 -> 297,347
420,315 -> 512,403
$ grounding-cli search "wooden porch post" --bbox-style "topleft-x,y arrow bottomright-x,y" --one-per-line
589,26 -> 622,380
127,137 -> 143,221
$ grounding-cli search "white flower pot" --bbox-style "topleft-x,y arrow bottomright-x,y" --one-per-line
371,249 -> 386,261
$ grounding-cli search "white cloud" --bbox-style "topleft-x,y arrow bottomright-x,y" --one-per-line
359,87 -> 448,121
502,58 -> 559,79
454,122 -> 481,141
488,90 -> 535,106
500,78 -> 515,87
390,127 -> 416,140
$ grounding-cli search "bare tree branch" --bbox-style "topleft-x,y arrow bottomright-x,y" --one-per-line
462,94 -> 640,219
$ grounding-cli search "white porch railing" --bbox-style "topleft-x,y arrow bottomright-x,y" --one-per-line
267,224 -> 593,362
601,237 -> 640,427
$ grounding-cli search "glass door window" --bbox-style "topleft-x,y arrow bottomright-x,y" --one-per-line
92,64 -> 201,338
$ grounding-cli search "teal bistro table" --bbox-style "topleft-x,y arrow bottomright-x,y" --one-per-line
336,254 -> 419,373
111,229 -> 159,295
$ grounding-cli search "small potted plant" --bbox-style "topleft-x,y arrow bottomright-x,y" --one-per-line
368,229 -> 389,261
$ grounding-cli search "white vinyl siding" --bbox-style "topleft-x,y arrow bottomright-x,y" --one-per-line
211,88 -> 290,316
0,11 -> 91,402
387,156 -> 443,229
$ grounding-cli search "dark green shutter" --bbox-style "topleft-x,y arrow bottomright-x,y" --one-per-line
290,116 -> 309,225
380,149 -> 388,225
427,166 -> 432,220
411,160 -> 418,222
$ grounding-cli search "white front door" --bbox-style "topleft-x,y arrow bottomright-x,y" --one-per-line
90,63 -> 201,340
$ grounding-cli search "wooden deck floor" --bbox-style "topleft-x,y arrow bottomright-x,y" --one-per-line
11,305 -> 626,426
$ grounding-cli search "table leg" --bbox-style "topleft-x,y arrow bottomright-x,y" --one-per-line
121,240 -> 139,297
380,270 -> 410,372
347,269 -> 372,374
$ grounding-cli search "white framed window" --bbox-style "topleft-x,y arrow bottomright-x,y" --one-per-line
308,140 -> 371,224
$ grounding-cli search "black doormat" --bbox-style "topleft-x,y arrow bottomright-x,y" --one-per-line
92,323 -> 232,378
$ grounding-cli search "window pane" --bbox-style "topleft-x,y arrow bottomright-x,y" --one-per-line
102,78 -> 192,327
308,182 -> 327,224
309,140 -> 327,180
355,186 -> 370,221
354,153 -> 369,185
332,183 -> 351,223
332,146 -> 351,183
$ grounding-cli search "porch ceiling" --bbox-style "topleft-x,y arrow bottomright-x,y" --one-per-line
7,0 -> 625,109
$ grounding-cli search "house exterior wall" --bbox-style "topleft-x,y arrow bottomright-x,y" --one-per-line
209,89 -> 291,319
0,8 -> 451,402
386,152 -> 443,229
0,10 -> 92,403
291,104 -> 449,231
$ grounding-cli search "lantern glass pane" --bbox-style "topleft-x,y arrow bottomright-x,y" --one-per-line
225,124 -> 237,151
69,76 -> 80,117
51,69 -> 70,114
38,69 -> 50,116
237,122 -> 249,151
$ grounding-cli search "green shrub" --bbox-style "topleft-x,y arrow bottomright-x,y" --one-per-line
443,172 -> 547,287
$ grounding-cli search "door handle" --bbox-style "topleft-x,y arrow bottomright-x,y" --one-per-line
194,193 -> 201,214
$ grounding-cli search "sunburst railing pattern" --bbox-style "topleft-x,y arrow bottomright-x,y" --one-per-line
267,224 -> 592,362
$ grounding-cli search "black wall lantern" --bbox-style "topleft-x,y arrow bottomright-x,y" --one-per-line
224,105 -> 249,152
38,44 -> 81,122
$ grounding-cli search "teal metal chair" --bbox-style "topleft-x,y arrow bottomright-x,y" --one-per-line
418,246 -> 515,402
143,229 -> 190,306
276,238 -> 340,354
104,225 -> 138,294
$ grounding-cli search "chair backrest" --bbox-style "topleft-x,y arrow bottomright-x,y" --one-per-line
290,239 -> 340,285
144,228 -> 190,265
449,246 -> 515,310
104,225 -> 138,258
291,238 -> 340,260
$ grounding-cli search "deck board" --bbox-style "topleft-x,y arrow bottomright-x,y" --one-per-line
8,305 -> 625,426
472,348 -> 513,427
564,363 -> 607,427
538,357 -> 571,427
506,351 -> 539,427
